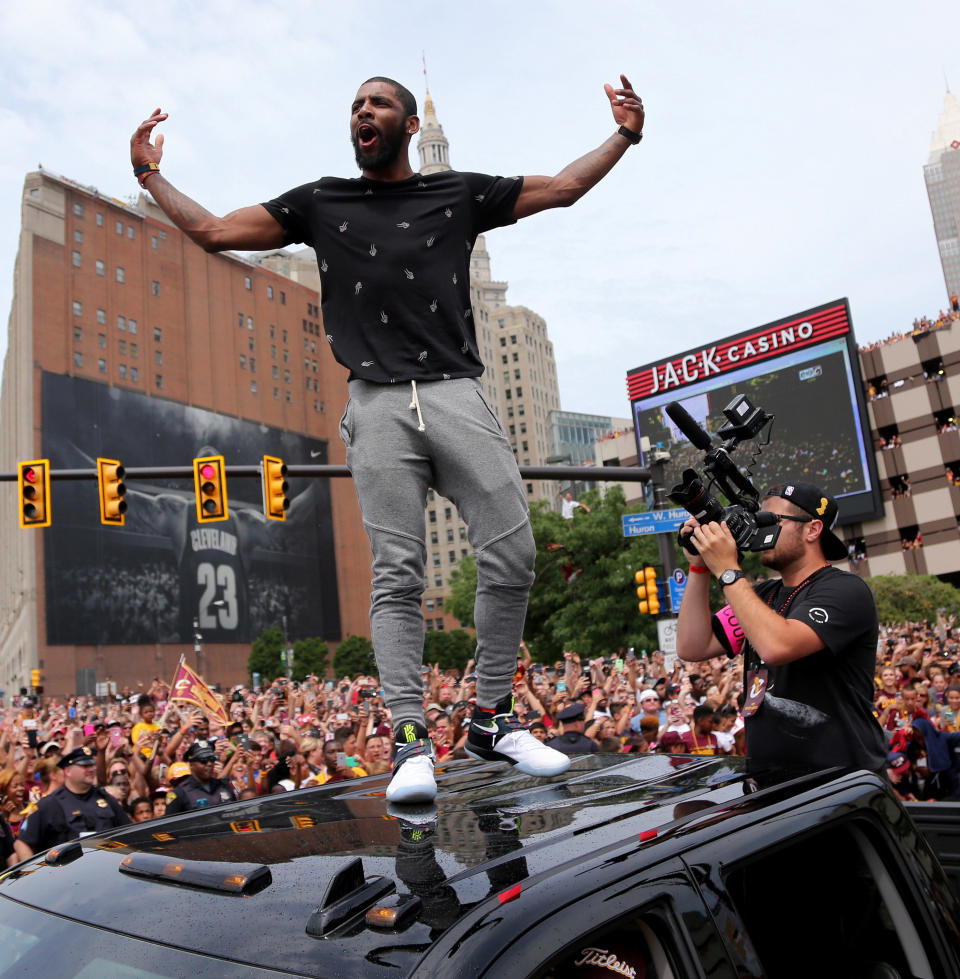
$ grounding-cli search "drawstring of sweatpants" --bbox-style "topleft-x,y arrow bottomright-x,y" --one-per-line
409,380 -> 425,432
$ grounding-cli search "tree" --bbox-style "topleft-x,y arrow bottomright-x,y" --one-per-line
866,574 -> 960,624
292,637 -> 329,679
248,625 -> 284,682
447,554 -> 477,629
333,634 -> 377,678
423,629 -> 476,671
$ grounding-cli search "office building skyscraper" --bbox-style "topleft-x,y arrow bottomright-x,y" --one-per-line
924,89 -> 960,301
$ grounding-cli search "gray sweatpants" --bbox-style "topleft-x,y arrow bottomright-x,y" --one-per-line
340,377 -> 535,729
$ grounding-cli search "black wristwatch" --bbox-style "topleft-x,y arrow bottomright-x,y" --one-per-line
719,569 -> 747,588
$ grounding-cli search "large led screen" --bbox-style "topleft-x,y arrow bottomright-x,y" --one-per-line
626,300 -> 883,525
42,373 -> 341,646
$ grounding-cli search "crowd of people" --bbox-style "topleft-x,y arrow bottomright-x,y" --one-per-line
857,302 -> 959,354
1,608 -> 959,862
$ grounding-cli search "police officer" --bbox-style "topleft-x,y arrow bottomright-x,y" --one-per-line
164,740 -> 238,814
14,746 -> 130,860
545,704 -> 600,755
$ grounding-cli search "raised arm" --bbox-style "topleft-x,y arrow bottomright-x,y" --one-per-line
130,109 -> 286,253
513,74 -> 645,220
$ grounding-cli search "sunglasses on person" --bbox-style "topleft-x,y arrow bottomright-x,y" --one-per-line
760,511 -> 814,524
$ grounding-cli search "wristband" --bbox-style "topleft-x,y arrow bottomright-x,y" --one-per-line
712,604 -> 745,657
134,162 -> 160,186
688,565 -> 710,574
617,124 -> 643,144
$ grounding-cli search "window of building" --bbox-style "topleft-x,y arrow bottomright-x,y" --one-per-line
155,351 -> 162,365
73,230 -> 83,243
71,300 -> 83,317
151,281 -> 159,296
130,343 -> 138,358
273,387 -> 279,399
244,276 -> 252,290
434,575 -> 442,588
446,528 -> 454,542
116,220 -> 124,235
282,329 -> 288,343
249,357 -> 256,372
268,285 -> 274,299
118,364 -> 127,379
74,203 -> 84,218
430,531 -> 439,545
97,333 -> 106,348
130,367 -> 138,382
153,327 -> 162,342
118,340 -> 127,355
127,225 -> 135,239
239,313 -> 245,328
73,326 -> 82,341
96,212 -> 103,226
116,267 -> 125,283
247,316 -> 254,330
280,291 -> 286,305
432,554 -> 441,568
428,510 -> 436,524
285,390 -> 292,403
98,358 -> 106,373
117,316 -> 127,332
272,345 -> 277,358
74,352 -> 83,368
155,374 -> 163,389
96,308 -> 106,325
239,355 -> 247,369
249,380 -> 256,393
248,336 -> 255,352
444,507 -> 452,519
270,324 -> 276,338
95,259 -> 105,276
285,349 -> 290,362
152,235 -> 158,250
128,319 -> 137,334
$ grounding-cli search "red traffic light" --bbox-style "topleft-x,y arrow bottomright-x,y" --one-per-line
200,464 -> 216,481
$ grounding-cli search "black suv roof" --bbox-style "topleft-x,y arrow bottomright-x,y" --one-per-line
0,753 -> 850,977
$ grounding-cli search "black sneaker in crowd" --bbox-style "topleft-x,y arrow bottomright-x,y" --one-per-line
465,695 -> 571,777
386,720 -> 437,804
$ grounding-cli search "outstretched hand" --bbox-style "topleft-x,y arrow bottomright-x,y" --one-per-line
131,108 -> 167,168
604,74 -> 644,133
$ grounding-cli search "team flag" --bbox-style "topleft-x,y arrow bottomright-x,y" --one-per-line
169,657 -> 229,726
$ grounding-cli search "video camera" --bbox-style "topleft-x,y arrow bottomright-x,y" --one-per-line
666,394 -> 780,554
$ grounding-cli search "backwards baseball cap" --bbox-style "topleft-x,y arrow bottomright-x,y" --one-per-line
764,482 -> 846,561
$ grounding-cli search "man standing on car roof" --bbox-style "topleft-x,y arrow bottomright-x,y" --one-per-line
14,747 -> 130,860
130,71 -> 645,805
676,481 -> 887,774
164,740 -> 239,814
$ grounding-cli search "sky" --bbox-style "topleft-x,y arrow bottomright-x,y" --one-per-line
1,0 -> 959,419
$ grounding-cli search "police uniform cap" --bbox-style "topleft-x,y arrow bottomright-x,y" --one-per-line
557,703 -> 585,723
58,746 -> 96,768
186,739 -> 217,762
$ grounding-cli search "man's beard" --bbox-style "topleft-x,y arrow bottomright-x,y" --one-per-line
352,123 -> 405,172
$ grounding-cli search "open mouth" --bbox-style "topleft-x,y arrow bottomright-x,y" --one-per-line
356,123 -> 379,149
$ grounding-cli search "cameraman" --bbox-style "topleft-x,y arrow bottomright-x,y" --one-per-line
676,481 -> 886,774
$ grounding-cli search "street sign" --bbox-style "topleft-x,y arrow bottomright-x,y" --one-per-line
669,568 -> 687,614
657,618 -> 677,655
622,508 -> 689,537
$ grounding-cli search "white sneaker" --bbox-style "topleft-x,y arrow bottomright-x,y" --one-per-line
466,705 -> 571,777
386,738 -> 437,804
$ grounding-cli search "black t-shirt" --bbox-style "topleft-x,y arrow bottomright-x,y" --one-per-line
262,170 -> 523,382
741,566 -> 887,772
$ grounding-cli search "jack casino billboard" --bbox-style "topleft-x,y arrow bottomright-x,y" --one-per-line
42,372 -> 341,646
626,299 -> 883,526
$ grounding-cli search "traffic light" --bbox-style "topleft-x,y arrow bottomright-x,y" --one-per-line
262,455 -> 289,521
30,669 -> 40,689
18,460 -> 51,528
97,458 -> 127,526
635,565 -> 661,615
193,456 -> 228,522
